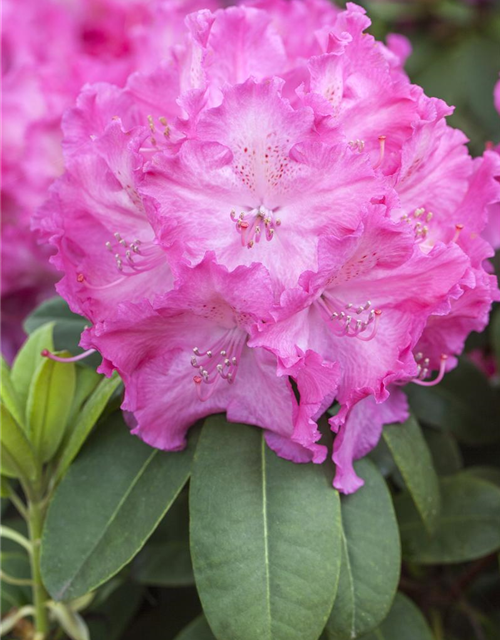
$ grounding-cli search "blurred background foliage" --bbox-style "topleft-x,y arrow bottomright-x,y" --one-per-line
338,0 -> 500,155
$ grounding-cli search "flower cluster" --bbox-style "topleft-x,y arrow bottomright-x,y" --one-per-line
37,0 -> 500,492
1,0 -> 219,359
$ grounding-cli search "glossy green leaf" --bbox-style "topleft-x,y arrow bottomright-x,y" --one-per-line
325,459 -> 401,640
11,322 -> 54,416
383,416 -> 440,533
0,405 -> 38,480
26,353 -> 76,463
190,416 -> 341,640
55,372 -> 122,481
359,593 -> 433,640
406,358 -> 500,445
132,492 -> 193,587
174,616 -> 216,640
423,429 -> 463,476
0,357 -> 24,428
396,473 -> 500,564
41,413 -> 198,601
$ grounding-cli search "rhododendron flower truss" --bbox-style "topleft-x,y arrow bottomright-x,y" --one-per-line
86,256 -> 339,463
34,0 -> 500,497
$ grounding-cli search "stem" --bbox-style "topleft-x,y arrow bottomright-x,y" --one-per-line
28,499 -> 50,638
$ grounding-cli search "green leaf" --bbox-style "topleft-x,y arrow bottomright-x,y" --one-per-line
383,416 -> 440,533
26,353 -> 76,463
0,476 -> 11,498
461,465 -> 500,487
0,405 -> 38,480
0,357 -> 24,428
325,459 -> 401,640
67,367 -> 101,425
396,473 -> 500,564
367,437 -> 396,478
11,322 -> 54,416
358,593 -> 433,640
41,413 -> 198,601
190,416 -> 341,640
406,358 -> 500,445
174,616 -> 216,640
132,491 -> 193,587
55,373 -> 122,481
423,428 -> 463,476
86,581 -> 143,640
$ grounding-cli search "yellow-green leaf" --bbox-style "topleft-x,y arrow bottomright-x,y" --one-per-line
0,357 -> 24,428
11,323 -> 55,417
26,353 -> 76,464
0,405 -> 38,480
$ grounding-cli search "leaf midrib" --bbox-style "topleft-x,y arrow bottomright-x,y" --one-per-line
54,449 -> 158,600
341,520 -> 357,638
261,435 -> 272,640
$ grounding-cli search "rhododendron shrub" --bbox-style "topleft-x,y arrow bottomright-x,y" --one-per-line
2,1 -> 500,639
35,1 -> 500,494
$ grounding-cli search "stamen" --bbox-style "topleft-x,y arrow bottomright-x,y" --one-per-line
348,139 -> 365,152
451,224 -> 464,243
401,207 -> 433,242
41,348 -> 97,363
190,331 -> 246,400
412,354 -> 448,387
319,295 -> 381,342
230,206 -> 280,248
77,232 -> 163,289
373,135 -> 386,170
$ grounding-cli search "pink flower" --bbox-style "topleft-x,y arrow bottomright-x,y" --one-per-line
37,2 -> 499,493
84,254 -> 339,462
142,78 -> 383,290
